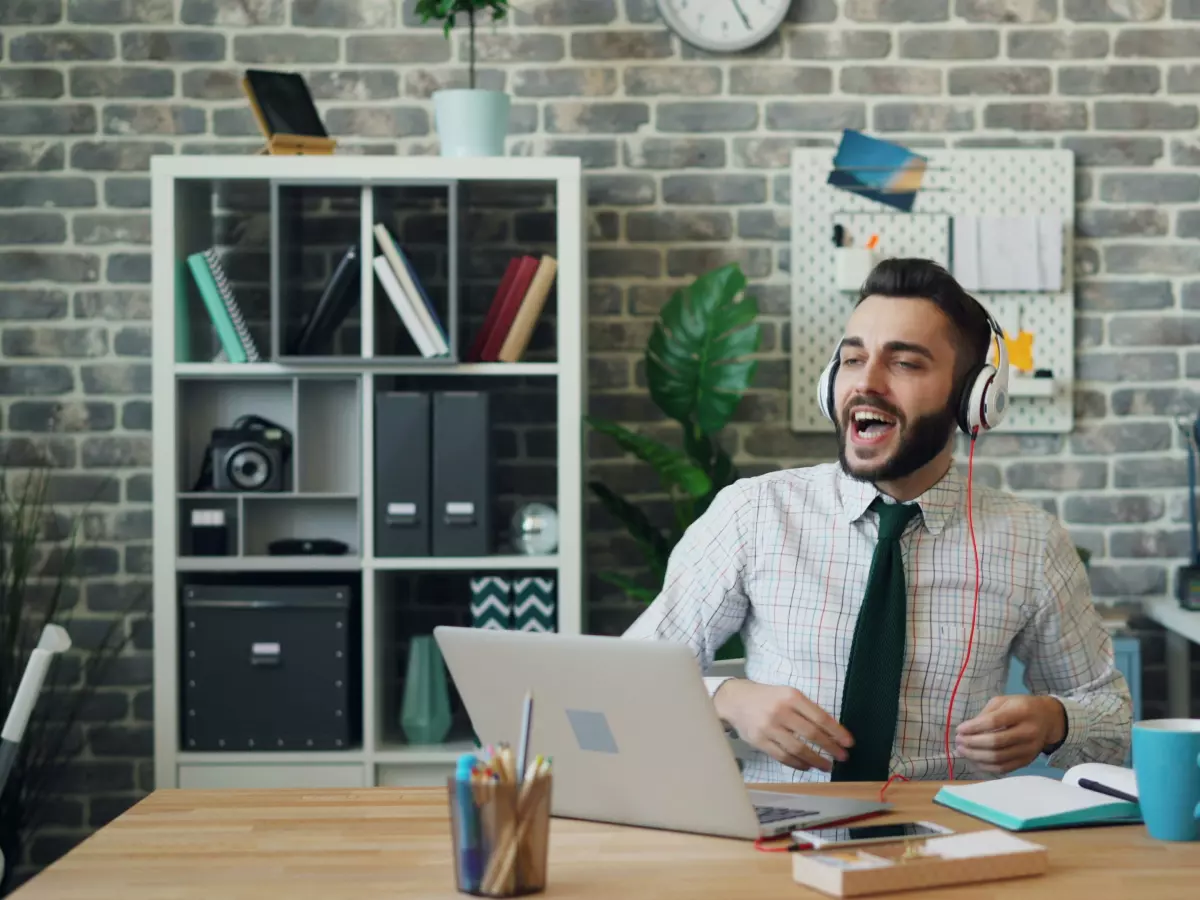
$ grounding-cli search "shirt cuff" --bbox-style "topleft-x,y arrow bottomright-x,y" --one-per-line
1044,695 -> 1088,764
704,675 -> 734,698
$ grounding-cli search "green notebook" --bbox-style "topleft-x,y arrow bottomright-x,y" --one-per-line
934,765 -> 1141,831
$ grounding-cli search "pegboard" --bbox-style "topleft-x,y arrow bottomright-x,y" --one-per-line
790,147 -> 1075,434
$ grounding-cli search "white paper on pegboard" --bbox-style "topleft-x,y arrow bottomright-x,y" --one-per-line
790,147 -> 1075,434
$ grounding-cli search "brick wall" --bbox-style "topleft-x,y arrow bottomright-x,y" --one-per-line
2,0 -> 1199,874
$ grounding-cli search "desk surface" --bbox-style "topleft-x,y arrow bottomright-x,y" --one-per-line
10,782 -> 1199,899
1145,597 -> 1200,643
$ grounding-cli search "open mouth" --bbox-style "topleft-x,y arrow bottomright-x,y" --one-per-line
849,408 -> 898,446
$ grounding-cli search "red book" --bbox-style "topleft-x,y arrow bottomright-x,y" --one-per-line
466,256 -> 523,362
479,256 -> 539,362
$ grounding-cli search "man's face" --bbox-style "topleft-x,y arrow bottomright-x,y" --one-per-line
833,295 -> 961,483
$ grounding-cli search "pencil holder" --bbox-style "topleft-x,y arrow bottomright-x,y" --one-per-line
448,774 -> 552,897
835,247 -> 879,291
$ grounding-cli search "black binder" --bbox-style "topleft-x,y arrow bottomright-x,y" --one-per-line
374,391 -> 430,556
431,391 -> 490,556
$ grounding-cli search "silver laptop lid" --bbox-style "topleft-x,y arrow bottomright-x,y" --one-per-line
433,626 -> 763,839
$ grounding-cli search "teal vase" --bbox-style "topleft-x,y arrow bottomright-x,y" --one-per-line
400,635 -> 452,745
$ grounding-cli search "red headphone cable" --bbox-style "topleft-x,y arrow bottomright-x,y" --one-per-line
943,431 -> 982,782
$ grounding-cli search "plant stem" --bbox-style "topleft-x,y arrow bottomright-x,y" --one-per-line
468,7 -> 476,90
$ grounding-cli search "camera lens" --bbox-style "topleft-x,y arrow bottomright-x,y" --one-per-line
226,444 -> 271,490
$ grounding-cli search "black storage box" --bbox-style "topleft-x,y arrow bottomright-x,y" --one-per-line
181,583 -> 360,751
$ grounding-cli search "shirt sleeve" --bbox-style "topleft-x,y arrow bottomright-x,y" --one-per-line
622,479 -> 753,695
1010,518 -> 1133,770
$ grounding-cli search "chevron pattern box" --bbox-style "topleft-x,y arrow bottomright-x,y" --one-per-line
469,576 -> 512,630
512,577 -> 556,632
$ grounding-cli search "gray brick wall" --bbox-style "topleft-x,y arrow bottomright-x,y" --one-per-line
2,0 -> 1199,873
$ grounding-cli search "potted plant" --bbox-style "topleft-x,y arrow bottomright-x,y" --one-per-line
415,0 -> 511,157
585,262 -> 761,660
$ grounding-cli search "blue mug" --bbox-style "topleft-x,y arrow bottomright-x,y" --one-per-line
1131,719 -> 1200,842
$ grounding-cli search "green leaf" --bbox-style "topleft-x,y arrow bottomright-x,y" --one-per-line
587,481 -> 669,581
646,262 -> 762,435
585,416 -> 711,498
596,571 -> 658,605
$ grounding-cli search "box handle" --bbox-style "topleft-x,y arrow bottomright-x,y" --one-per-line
444,501 -> 476,527
250,641 -> 281,666
386,501 -> 418,528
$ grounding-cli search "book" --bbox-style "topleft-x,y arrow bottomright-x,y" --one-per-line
372,223 -> 449,357
372,254 -> 439,358
202,249 -> 260,362
933,762 -> 1141,831
465,256 -> 523,362
479,256 -> 539,362
185,250 -> 260,364
497,255 -> 557,363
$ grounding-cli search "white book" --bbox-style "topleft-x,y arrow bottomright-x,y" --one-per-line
372,223 -> 449,357
372,254 -> 438,358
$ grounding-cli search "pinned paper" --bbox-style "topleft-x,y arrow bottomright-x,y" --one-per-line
827,130 -> 927,213
952,215 -> 1063,292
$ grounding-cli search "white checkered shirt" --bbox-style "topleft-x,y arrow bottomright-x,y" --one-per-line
623,461 -> 1132,784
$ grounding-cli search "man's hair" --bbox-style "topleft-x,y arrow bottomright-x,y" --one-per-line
856,257 -> 992,389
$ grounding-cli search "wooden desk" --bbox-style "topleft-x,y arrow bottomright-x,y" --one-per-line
10,782 -> 1198,899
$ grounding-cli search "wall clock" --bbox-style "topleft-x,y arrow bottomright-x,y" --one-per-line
656,0 -> 792,53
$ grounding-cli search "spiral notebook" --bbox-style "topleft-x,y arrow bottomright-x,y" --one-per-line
186,249 -> 261,364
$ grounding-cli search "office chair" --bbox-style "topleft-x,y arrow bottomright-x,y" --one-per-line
0,624 -> 72,884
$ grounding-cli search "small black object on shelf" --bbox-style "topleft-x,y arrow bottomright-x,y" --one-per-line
267,538 -> 349,556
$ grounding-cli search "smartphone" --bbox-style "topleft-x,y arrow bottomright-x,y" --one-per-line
792,821 -> 954,849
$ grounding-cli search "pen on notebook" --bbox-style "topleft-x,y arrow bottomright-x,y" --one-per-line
516,691 -> 533,785
1078,778 -> 1138,804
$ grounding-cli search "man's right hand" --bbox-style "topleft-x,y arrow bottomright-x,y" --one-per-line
714,679 -> 854,772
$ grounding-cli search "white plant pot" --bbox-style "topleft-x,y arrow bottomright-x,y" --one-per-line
433,88 -> 510,158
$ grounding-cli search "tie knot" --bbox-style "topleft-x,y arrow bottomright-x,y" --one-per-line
871,497 -> 918,541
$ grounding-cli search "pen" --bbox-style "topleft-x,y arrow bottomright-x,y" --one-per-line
1078,778 -> 1138,804
865,233 -> 879,250
516,691 -> 533,786
455,754 -> 482,891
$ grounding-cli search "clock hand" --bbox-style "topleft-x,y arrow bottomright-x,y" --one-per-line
731,0 -> 751,28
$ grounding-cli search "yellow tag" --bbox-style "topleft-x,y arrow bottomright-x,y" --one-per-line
993,330 -> 1034,373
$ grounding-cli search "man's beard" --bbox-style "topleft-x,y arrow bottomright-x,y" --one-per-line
836,400 -> 957,484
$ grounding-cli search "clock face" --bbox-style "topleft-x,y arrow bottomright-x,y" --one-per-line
656,0 -> 792,53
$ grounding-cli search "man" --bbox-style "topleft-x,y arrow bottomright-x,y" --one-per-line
624,257 -> 1132,784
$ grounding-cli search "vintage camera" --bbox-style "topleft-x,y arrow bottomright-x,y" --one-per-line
207,415 -> 291,493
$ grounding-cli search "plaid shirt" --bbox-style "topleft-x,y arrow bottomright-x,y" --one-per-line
624,462 -> 1132,784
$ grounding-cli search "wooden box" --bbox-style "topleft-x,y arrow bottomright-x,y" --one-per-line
791,829 -> 1048,897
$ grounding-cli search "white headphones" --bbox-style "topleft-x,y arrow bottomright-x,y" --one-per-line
816,312 -> 1010,436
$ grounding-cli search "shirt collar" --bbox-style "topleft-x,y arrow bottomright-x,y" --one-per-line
835,463 -> 964,537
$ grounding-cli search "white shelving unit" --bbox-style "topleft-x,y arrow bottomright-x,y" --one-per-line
151,155 -> 586,790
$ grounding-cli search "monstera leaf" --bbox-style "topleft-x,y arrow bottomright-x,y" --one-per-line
584,417 -> 711,499
646,262 -> 761,435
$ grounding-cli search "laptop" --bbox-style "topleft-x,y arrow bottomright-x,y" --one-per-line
433,626 -> 890,840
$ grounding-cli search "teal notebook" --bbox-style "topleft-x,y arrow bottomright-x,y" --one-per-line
934,764 -> 1141,831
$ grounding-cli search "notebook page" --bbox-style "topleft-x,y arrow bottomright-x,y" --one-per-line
1062,763 -> 1139,800
941,776 -> 1119,818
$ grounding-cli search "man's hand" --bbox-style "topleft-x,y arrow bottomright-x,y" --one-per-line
955,695 -> 1067,775
714,679 -> 854,772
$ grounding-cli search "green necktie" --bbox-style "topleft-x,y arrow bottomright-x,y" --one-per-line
831,497 -> 919,782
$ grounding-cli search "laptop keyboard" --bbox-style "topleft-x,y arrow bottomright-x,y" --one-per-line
756,805 -> 817,824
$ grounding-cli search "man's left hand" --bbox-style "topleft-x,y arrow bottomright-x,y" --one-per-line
955,695 -> 1067,775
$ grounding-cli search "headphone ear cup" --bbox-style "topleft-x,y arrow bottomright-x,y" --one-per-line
959,364 -> 997,435
817,358 -> 838,422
